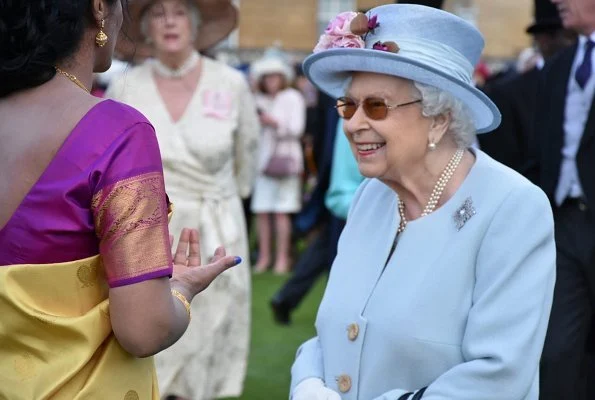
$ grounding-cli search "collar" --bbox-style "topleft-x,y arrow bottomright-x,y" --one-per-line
579,32 -> 595,46
152,51 -> 200,79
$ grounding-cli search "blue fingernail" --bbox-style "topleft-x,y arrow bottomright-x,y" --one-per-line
234,257 -> 242,265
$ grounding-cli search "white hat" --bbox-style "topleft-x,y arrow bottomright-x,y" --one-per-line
251,57 -> 295,83
303,4 -> 501,134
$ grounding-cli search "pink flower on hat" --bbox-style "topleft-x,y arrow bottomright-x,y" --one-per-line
314,11 -> 375,53
332,35 -> 366,49
313,34 -> 335,53
324,11 -> 359,36
314,33 -> 365,53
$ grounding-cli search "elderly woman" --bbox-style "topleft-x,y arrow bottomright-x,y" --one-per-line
250,55 -> 306,274
106,1 -> 259,399
290,5 -> 556,400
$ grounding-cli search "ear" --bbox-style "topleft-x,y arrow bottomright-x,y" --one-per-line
91,0 -> 109,25
428,112 -> 451,145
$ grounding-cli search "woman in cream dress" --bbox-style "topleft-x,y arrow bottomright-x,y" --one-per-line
107,0 -> 260,398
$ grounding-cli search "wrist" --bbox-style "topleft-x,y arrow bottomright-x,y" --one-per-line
171,289 -> 191,320
169,278 -> 195,302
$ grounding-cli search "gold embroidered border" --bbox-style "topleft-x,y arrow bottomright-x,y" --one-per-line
91,172 -> 172,284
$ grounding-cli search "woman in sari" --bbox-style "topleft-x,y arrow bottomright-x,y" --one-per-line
106,1 -> 260,398
0,1 -> 241,399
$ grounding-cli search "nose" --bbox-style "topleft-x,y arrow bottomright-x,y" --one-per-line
164,11 -> 176,26
342,102 -> 370,134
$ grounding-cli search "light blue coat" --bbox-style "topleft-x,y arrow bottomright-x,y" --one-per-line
291,150 -> 556,400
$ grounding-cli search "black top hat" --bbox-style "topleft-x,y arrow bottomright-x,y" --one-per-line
526,0 -> 563,34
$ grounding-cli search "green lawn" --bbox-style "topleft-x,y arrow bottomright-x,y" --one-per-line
225,271 -> 327,400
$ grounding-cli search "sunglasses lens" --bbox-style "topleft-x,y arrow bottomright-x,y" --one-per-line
336,98 -> 356,119
363,98 -> 388,120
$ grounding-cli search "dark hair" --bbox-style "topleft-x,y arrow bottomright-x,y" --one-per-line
0,0 -> 120,98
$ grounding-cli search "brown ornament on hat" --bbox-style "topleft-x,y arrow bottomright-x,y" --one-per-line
372,41 -> 400,53
383,41 -> 400,53
115,0 -> 238,62
350,13 -> 370,36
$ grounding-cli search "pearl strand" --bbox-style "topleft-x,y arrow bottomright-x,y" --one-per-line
397,148 -> 465,233
152,51 -> 200,79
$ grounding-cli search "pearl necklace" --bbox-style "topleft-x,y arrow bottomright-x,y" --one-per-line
152,51 -> 200,79
397,148 -> 465,233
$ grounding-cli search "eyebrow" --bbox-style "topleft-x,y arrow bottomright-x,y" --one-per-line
344,90 -> 394,99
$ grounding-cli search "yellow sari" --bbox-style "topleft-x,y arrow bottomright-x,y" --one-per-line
0,170 -> 176,399
0,255 -> 159,400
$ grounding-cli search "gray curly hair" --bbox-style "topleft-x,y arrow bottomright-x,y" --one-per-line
412,82 -> 476,148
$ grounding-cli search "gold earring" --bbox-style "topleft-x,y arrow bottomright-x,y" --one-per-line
95,19 -> 108,47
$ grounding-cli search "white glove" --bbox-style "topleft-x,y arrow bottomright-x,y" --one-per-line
292,378 -> 342,400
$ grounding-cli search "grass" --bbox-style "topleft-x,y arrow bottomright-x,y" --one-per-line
221,270 -> 327,400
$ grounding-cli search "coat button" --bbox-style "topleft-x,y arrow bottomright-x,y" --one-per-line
337,374 -> 352,393
347,323 -> 359,341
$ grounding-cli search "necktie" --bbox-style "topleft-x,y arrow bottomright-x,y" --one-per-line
575,40 -> 595,90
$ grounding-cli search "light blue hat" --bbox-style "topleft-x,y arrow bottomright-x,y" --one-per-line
303,4 -> 501,134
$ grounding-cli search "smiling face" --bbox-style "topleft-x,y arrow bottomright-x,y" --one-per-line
551,0 -> 595,34
342,72 -> 432,181
146,0 -> 196,55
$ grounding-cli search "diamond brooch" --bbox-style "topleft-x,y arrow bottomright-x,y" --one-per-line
454,197 -> 476,231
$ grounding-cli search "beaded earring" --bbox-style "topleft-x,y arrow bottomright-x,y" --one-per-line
95,19 -> 108,47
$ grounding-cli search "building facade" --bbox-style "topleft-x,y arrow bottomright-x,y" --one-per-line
225,0 -> 533,61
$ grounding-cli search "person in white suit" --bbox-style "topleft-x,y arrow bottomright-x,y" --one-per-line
290,4 -> 556,400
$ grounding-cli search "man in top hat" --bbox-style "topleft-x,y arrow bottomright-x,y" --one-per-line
479,0 -> 575,173
528,0 -> 595,398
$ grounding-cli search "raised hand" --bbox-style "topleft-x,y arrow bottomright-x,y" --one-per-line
170,228 -> 241,298
172,228 -> 201,276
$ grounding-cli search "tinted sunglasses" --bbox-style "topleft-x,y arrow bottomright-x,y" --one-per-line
335,97 -> 422,120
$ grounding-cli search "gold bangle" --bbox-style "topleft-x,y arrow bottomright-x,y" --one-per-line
171,289 -> 191,321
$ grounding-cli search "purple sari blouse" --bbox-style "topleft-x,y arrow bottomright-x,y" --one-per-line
0,100 -> 173,287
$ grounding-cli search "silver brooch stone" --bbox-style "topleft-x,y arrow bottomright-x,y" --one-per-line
454,197 -> 476,231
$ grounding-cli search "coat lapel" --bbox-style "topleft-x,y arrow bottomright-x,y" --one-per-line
324,179 -> 399,316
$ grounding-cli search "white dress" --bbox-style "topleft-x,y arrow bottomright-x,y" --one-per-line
107,56 -> 260,399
